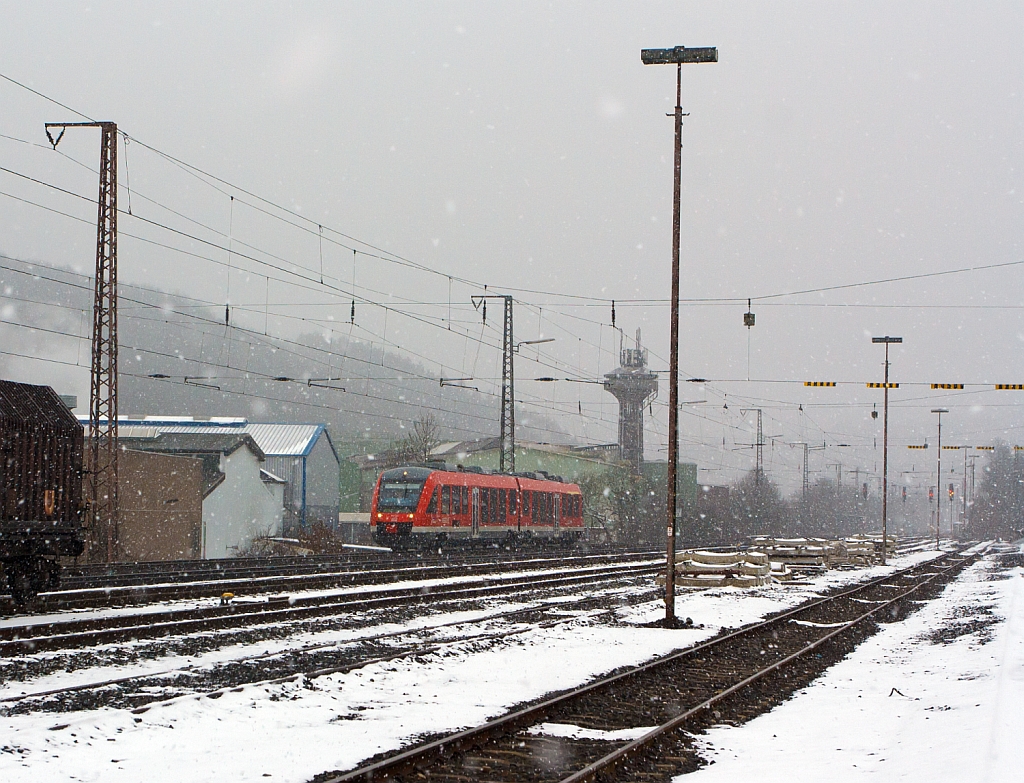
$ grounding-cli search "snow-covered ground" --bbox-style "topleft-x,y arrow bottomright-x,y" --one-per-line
682,543 -> 1024,782
0,546 -> 1012,782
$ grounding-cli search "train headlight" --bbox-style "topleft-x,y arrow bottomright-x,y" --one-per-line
408,513 -> 414,520
376,513 -> 382,519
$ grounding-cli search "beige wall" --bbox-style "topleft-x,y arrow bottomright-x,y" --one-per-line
118,449 -> 203,561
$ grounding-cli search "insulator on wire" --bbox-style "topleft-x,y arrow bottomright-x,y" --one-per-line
482,300 -> 487,324
611,300 -> 616,328
225,304 -> 230,326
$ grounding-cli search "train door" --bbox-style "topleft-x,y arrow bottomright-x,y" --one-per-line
471,487 -> 480,537
553,494 -> 561,532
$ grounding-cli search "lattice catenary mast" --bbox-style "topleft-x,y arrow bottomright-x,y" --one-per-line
46,121 -> 119,563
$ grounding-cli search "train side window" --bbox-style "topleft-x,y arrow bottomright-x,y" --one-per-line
441,485 -> 450,514
509,489 -> 517,515
490,488 -> 498,522
498,489 -> 507,522
426,486 -> 438,514
462,486 -> 469,515
481,488 -> 490,523
452,486 -> 461,515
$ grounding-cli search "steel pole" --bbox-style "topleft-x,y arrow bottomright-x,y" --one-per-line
881,343 -> 889,565
962,448 -> 967,535
665,62 -> 682,627
936,413 -> 942,550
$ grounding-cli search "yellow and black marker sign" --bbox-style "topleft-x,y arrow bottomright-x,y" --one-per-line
804,381 -> 836,387
943,445 -> 962,450
867,383 -> 899,389
907,445 -> 928,450
976,446 -> 995,451
931,383 -> 964,389
996,384 -> 1024,390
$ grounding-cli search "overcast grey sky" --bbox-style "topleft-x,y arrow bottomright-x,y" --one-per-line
1,2 -> 1022,493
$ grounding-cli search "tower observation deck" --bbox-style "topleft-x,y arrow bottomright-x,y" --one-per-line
603,328 -> 659,474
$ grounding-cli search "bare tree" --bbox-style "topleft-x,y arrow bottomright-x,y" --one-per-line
387,414 -> 443,465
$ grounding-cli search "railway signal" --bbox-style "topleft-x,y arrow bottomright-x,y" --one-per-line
931,408 -> 949,549
871,335 -> 902,564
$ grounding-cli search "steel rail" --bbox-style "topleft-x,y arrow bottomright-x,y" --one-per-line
12,589 -> 634,716
0,560 -> 662,655
3,550 -> 662,614
321,550 -> 971,782
57,546 -> 650,589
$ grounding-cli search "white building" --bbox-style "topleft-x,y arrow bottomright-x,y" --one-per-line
117,430 -> 285,558
127,419 -> 340,536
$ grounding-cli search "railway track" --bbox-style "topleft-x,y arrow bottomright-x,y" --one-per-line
0,558 -> 662,656
2,588 -> 645,717
316,548 -> 976,783
1,549 -> 660,615
56,545 -> 641,590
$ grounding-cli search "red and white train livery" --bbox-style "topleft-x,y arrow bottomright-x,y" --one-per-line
371,465 -> 584,547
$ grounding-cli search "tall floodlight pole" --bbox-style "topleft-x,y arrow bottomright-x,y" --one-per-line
641,44 -> 717,627
46,121 -> 119,563
931,408 -> 948,550
871,336 -> 901,565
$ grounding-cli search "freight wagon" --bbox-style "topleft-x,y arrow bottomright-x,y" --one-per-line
0,380 -> 85,603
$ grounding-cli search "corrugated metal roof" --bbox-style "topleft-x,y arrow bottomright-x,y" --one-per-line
126,421 -> 323,457
151,424 -> 322,456
80,416 -> 334,459
242,423 -> 323,457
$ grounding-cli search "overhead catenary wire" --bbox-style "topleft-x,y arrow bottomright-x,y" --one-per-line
2,70 -> 1019,484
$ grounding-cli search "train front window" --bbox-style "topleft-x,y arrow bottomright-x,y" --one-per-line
377,480 -> 426,512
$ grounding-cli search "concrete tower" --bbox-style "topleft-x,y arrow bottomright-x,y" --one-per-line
603,328 -> 658,474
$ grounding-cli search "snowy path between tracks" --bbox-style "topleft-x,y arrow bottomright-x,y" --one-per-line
0,548 -> 975,783
681,542 -> 1024,782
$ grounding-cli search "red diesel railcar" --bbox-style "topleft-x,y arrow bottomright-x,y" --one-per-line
371,465 -> 584,547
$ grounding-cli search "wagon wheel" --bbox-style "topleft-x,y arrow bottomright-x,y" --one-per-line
6,562 -> 34,606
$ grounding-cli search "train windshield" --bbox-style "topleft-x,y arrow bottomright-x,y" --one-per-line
377,480 -> 426,512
